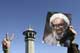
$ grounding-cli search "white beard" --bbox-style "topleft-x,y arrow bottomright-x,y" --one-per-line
53,31 -> 64,40
44,31 -> 64,46
44,34 -> 58,45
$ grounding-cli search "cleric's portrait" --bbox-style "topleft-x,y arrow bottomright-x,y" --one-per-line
43,12 -> 77,47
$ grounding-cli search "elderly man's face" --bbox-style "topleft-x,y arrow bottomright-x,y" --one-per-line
51,18 -> 67,35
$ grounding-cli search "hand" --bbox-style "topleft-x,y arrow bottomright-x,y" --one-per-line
2,33 -> 14,49
69,25 -> 77,35
2,38 -> 11,49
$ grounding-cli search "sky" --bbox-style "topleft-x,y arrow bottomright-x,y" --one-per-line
0,0 -> 80,53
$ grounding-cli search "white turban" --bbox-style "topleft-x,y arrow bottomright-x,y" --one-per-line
50,13 -> 70,27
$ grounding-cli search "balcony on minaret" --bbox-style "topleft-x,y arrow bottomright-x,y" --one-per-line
23,26 -> 36,41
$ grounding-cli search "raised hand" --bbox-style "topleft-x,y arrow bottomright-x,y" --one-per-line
2,33 -> 14,53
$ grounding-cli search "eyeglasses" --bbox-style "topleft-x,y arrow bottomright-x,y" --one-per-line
51,23 -> 66,29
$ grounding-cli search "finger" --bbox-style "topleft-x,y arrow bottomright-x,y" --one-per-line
69,25 -> 74,28
6,32 -> 9,40
10,33 -> 14,41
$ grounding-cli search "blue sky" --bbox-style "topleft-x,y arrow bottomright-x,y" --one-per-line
0,0 -> 80,53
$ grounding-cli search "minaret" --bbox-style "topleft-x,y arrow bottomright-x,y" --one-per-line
23,26 -> 36,53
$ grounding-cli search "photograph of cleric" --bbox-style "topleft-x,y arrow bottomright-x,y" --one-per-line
43,12 -> 77,47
